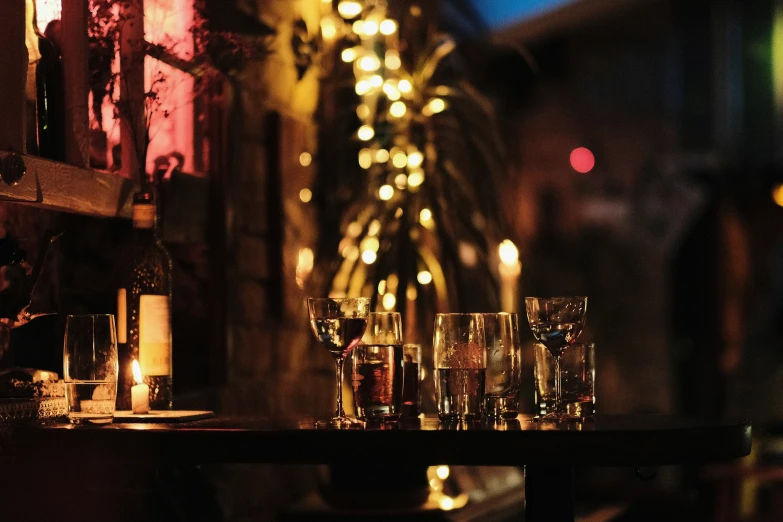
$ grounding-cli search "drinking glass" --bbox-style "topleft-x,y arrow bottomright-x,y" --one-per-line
534,342 -> 595,418
308,297 -> 370,428
401,344 -> 422,418
63,314 -> 119,425
433,313 -> 486,422
524,296 -> 587,420
483,313 -> 521,419
351,312 -> 403,421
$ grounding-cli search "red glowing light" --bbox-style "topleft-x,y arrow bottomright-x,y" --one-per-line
570,147 -> 595,174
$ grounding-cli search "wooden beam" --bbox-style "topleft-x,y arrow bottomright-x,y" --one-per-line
61,0 -> 91,168
120,0 -> 146,182
0,152 -> 134,217
0,0 -> 27,153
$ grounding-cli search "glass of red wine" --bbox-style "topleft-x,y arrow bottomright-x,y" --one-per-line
524,296 -> 588,421
308,297 -> 370,428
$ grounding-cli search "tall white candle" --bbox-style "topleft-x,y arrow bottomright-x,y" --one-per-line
498,240 -> 521,312
131,360 -> 150,414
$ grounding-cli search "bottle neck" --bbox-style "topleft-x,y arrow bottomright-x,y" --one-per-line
132,204 -> 158,238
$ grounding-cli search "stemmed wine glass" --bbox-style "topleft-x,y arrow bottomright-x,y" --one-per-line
524,296 -> 587,420
308,297 -> 370,428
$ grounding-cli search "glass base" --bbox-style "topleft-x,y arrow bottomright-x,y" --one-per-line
315,416 -> 364,429
485,396 -> 519,419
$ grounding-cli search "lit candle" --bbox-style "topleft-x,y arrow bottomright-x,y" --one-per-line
131,360 -> 150,414
498,240 -> 521,312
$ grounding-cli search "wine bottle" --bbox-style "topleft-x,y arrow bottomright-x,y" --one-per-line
117,191 -> 173,410
35,21 -> 65,161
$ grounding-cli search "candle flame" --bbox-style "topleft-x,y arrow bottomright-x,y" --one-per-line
498,239 -> 519,266
132,359 -> 143,385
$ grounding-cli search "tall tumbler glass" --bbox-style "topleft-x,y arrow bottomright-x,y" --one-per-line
351,312 -> 403,421
63,314 -> 119,424
433,313 -> 486,422
483,313 -> 521,419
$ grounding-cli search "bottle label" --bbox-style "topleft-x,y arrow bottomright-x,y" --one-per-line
139,295 -> 171,376
117,288 -> 127,344
133,205 -> 155,229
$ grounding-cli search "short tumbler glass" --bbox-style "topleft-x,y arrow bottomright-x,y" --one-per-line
351,312 -> 403,421
63,314 -> 119,424
401,344 -> 422,418
534,342 -> 595,419
433,313 -> 486,422
483,313 -> 521,419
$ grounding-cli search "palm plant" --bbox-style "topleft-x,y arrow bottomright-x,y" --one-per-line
312,0 -> 520,343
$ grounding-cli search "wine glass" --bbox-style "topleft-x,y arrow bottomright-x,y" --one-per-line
524,296 -> 587,420
308,297 -> 370,428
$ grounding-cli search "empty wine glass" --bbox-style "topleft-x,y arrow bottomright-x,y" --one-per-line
308,297 -> 370,428
524,296 -> 587,420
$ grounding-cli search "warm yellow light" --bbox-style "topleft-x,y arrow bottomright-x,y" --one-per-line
299,152 -> 312,167
498,239 -> 519,266
417,270 -> 433,285
394,207 -> 403,218
379,19 -> 397,35
360,236 -> 380,253
355,80 -> 371,95
419,208 -> 432,223
439,496 -> 455,511
362,249 -> 377,264
383,82 -> 400,101
408,169 -> 424,187
132,359 -> 143,384
368,219 -> 381,236
337,1 -> 362,18
407,150 -> 423,168
392,153 -> 407,169
428,97 -> 446,114
773,184 -> 783,207
382,292 -> 396,310
341,47 -> 358,62
363,20 -> 379,35
394,174 -> 408,188
321,17 -> 337,39
343,245 -> 359,260
389,101 -> 407,118
299,188 -> 312,203
296,247 -> 314,288
369,74 -> 383,87
410,4 -> 422,16
358,54 -> 381,71
385,50 -> 401,70
398,79 -> 412,93
346,221 -> 363,237
406,284 -> 417,300
378,184 -> 394,200
436,465 -> 450,480
356,104 -> 370,119
358,148 -> 373,169
387,274 -> 398,290
352,20 -> 365,34
378,279 -> 387,294
358,125 -> 375,141
375,149 -> 389,162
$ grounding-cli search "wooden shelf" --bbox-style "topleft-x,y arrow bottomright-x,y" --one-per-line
0,152 -> 135,218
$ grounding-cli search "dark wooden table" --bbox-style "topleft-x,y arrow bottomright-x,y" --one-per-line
9,414 -> 752,521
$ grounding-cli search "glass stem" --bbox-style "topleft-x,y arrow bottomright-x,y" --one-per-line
554,355 -> 562,415
334,357 -> 345,418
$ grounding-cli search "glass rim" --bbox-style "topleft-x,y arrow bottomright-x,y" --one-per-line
524,296 -> 588,301
479,312 -> 517,317
306,297 -> 370,303
368,311 -> 401,317
536,341 -> 594,348
66,314 -> 115,319
434,312 -> 485,317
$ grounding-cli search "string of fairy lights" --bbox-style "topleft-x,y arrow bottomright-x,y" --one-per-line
309,0 -> 521,314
